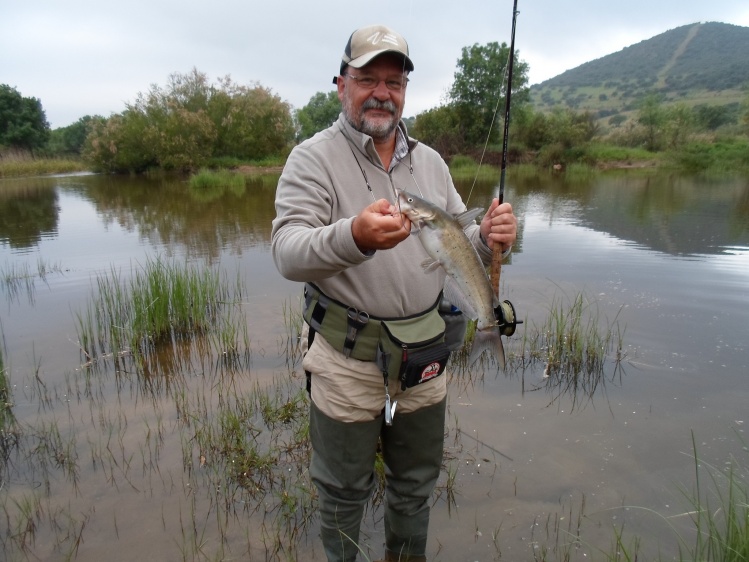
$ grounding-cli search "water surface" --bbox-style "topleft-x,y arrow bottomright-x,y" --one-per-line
1,169 -> 747,561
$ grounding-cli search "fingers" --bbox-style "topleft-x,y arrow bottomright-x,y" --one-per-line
482,199 -> 517,250
352,199 -> 411,253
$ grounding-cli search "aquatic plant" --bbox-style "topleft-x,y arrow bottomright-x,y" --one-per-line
74,258 -> 249,373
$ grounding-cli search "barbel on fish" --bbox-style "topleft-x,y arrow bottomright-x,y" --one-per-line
397,189 -> 506,369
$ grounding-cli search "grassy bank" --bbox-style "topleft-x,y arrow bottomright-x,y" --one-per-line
0,151 -> 89,178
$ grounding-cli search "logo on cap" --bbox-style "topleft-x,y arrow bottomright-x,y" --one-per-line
366,31 -> 400,47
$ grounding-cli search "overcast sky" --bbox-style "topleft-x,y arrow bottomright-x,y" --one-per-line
2,0 -> 749,129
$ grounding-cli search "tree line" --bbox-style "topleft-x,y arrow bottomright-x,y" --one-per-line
3,42 -> 749,174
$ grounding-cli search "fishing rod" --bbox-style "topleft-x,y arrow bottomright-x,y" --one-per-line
490,0 -> 519,296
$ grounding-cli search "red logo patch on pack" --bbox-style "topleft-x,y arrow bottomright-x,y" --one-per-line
419,362 -> 442,383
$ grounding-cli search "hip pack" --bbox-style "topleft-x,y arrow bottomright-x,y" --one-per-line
303,283 -> 466,390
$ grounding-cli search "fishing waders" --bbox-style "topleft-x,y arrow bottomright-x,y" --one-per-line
310,398 -> 446,562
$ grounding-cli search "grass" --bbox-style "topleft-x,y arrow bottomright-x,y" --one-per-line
448,155 -> 502,182
1,259 -> 64,304
188,168 -> 247,193
74,258 -> 250,373
0,151 -> 88,178
0,334 -> 16,434
503,292 -> 625,410
682,431 -> 749,562
666,138 -> 749,173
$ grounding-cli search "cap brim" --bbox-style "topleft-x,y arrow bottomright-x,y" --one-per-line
345,49 -> 414,72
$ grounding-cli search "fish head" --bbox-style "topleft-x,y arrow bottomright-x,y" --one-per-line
397,190 -> 438,225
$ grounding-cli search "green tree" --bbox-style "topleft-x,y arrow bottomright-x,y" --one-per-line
608,114 -> 627,128
448,42 -> 529,147
0,84 -> 50,152
296,91 -> 341,142
412,105 -> 464,156
83,110 -> 158,173
638,94 -> 666,151
664,103 -> 695,148
83,69 -> 294,173
208,77 -> 295,160
47,115 -> 104,156
694,104 -> 736,131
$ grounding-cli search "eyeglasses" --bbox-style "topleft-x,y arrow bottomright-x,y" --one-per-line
344,74 -> 409,92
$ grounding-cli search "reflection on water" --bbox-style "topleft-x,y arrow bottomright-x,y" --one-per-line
1,170 -> 748,560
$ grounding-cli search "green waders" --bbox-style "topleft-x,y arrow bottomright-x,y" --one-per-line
309,398 -> 447,562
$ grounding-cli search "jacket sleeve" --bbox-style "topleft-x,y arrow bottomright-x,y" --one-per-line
271,145 -> 372,282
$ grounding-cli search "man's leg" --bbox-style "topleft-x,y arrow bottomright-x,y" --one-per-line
380,397 -> 446,559
310,401 -> 383,562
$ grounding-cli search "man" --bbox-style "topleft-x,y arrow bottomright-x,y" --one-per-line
271,24 -> 517,562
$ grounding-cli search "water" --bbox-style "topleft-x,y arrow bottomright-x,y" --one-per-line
1,170 -> 747,561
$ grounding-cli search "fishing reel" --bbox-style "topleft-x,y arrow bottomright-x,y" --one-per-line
494,299 -> 521,337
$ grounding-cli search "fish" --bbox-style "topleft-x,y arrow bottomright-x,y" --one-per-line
397,189 -> 505,369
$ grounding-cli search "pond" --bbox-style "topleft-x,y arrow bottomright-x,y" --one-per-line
0,168 -> 747,561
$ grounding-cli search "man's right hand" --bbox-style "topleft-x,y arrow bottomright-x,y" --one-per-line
351,198 -> 412,253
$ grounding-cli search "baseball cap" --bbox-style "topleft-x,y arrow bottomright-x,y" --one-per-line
339,25 -> 414,75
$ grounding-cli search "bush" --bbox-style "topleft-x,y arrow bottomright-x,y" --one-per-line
83,69 -> 294,174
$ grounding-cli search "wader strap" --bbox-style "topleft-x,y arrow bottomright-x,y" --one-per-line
304,284 -> 328,333
305,328 -> 315,395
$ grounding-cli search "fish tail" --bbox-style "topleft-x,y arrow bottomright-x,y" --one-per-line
468,328 -> 506,370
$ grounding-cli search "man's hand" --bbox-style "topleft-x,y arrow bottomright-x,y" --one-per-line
480,199 -> 517,253
351,199 -> 412,253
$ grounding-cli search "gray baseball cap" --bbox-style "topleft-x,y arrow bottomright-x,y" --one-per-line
339,25 -> 414,74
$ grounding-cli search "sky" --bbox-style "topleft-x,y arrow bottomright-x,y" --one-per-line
2,0 -> 749,129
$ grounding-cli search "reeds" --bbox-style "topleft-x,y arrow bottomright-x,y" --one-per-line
506,292 -> 625,409
683,430 -> 749,561
188,168 -> 247,195
0,150 -> 87,178
74,258 -> 250,373
1,259 -> 63,304
448,155 -> 501,182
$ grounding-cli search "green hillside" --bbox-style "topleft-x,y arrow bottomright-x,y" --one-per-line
530,22 -> 749,128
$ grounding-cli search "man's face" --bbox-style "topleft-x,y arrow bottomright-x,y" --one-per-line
338,54 -> 408,142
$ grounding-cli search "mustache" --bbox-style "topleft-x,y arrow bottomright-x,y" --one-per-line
361,98 -> 397,114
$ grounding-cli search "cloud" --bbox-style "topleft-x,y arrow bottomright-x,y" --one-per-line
2,0 -> 747,128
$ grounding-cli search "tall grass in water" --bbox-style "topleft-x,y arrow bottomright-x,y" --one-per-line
682,430 -> 749,562
448,155 -> 501,182
503,292 -> 625,409
0,338 -> 15,432
1,259 -> 63,303
0,149 -> 87,178
75,258 -> 249,372
189,168 -> 247,192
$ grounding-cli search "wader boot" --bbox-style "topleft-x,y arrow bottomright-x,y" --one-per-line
309,401 -> 383,562
379,397 -> 446,562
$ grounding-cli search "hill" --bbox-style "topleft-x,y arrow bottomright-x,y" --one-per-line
529,22 -> 749,127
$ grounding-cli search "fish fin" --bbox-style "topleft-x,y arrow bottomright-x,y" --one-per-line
442,276 -> 478,320
420,258 -> 443,274
468,328 -> 506,371
455,208 -> 484,230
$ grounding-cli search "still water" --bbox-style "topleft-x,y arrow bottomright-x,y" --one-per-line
1,170 -> 747,561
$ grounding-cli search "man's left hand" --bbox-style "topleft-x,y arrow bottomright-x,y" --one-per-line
480,199 -> 517,252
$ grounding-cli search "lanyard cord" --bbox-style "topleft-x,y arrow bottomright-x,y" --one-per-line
347,144 -> 424,204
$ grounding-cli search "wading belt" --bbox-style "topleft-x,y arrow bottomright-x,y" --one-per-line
302,282 -> 446,393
